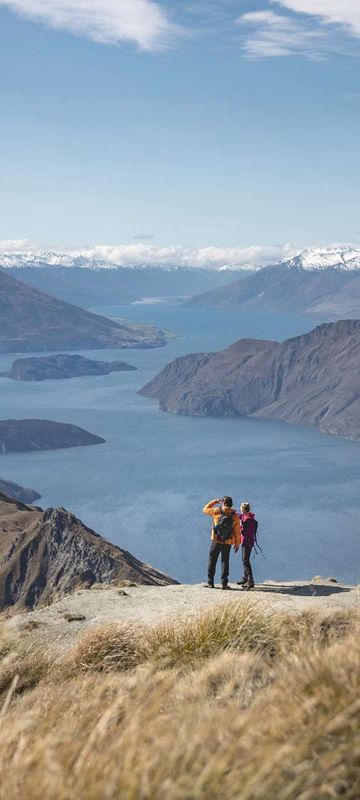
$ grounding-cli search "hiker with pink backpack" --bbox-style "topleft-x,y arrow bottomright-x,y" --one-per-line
237,501 -> 258,591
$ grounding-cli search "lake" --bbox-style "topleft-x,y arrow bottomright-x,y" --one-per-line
1,306 -> 359,585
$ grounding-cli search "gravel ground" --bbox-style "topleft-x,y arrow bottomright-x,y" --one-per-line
4,579 -> 359,653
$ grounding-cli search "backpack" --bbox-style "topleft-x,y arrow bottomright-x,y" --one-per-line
241,516 -> 258,547
213,512 -> 234,543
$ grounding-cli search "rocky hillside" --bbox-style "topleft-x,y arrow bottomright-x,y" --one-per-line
184,247 -> 360,319
0,419 -> 105,453
0,493 -> 176,610
1,353 -> 137,381
0,269 -> 166,352
0,479 -> 41,504
140,319 -> 360,440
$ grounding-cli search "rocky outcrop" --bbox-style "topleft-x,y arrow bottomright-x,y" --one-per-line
0,269 -> 166,353
0,419 -> 105,454
140,320 -> 360,440
1,354 -> 137,381
0,493 -> 177,610
0,479 -> 41,504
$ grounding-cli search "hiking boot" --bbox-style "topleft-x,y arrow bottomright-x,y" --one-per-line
241,583 -> 255,591
236,579 -> 247,586
222,584 -> 232,590
204,582 -> 214,589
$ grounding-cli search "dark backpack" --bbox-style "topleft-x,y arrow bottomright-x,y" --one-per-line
213,512 -> 234,543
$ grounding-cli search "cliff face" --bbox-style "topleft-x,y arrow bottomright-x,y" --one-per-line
0,419 -> 105,454
140,320 -> 360,440
0,269 -> 166,352
0,493 -> 177,610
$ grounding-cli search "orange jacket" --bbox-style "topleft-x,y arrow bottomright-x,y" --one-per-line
203,500 -> 241,546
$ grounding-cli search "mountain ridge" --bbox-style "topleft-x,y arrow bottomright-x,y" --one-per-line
140,319 -> 360,440
0,268 -> 166,352
0,492 -> 177,610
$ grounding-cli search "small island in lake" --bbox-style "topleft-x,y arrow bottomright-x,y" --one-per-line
0,419 -> 105,454
0,353 -> 137,381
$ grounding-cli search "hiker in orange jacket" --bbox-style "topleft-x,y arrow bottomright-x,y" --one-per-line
203,497 -> 241,589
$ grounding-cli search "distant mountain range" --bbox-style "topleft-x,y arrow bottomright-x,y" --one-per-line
0,493 -> 177,610
0,269 -> 166,352
2,255 -> 245,308
184,246 -> 360,319
140,319 -> 360,440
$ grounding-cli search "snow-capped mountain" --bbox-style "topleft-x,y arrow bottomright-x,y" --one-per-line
281,246 -> 360,272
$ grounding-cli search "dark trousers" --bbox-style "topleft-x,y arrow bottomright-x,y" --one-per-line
242,544 -> 254,585
208,541 -> 231,586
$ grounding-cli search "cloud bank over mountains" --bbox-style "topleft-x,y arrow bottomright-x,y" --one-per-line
0,240 -> 299,270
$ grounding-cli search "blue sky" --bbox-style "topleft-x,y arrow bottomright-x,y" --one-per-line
0,0 -> 359,263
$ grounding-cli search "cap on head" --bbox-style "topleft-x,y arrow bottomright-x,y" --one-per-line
223,496 -> 233,508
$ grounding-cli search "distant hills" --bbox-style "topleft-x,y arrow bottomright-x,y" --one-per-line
0,493 -> 177,610
184,246 -> 360,319
140,319 -> 360,440
0,419 -> 105,453
2,259 -> 244,308
0,269 -> 166,353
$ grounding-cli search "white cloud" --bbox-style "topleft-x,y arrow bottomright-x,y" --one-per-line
272,1 -> 360,38
0,238 -> 35,253
0,0 -> 176,50
236,10 -> 328,59
0,240 -> 299,269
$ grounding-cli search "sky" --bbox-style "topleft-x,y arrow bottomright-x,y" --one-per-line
0,0 -> 359,265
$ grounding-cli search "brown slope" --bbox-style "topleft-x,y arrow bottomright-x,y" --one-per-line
140,320 -> 360,439
0,269 -> 166,352
0,493 -> 177,610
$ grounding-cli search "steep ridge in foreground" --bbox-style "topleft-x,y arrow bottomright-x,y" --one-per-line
140,319 -> 360,439
0,269 -> 166,352
0,493 -> 177,610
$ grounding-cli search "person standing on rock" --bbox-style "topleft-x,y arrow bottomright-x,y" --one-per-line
203,497 -> 241,590
237,501 -> 258,591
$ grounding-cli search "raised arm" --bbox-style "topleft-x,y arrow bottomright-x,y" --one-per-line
203,499 -> 221,516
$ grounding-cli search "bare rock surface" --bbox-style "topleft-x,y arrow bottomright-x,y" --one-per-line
0,493 -> 177,611
140,319 -> 360,440
4,580 -> 359,654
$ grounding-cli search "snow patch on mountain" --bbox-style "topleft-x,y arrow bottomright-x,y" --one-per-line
282,246 -> 360,272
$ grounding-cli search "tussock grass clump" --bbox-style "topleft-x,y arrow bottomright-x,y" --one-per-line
63,621 -> 142,675
139,599 -> 280,668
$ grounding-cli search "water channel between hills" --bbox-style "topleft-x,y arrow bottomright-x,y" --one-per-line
1,306 -> 359,585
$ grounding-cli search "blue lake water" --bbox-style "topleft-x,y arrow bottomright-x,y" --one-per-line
0,306 -> 359,585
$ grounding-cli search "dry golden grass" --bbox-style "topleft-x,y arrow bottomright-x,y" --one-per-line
0,602 -> 359,800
